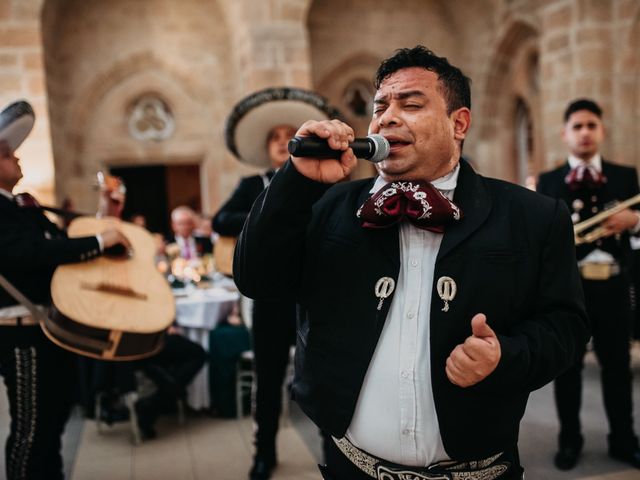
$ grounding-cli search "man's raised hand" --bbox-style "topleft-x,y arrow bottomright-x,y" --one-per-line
445,313 -> 501,388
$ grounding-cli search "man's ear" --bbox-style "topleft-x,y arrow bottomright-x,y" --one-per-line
452,108 -> 471,141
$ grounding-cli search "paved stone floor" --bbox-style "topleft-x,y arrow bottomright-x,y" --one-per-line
0,344 -> 638,479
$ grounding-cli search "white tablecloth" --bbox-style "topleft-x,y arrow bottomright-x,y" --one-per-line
174,284 -> 239,409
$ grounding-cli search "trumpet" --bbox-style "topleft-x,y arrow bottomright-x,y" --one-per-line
574,193 -> 640,245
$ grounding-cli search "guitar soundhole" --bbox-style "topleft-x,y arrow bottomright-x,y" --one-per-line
104,243 -> 132,260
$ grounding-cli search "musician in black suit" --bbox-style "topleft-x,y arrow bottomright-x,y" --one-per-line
0,101 -> 129,480
537,98 -> 640,470
213,87 -> 339,480
234,46 -> 589,480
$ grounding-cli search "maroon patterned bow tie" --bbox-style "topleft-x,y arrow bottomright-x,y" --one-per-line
14,192 -> 41,208
564,164 -> 606,191
357,180 -> 462,233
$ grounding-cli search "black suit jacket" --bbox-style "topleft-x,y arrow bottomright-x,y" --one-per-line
537,159 -> 639,266
212,172 -> 273,236
0,195 -> 101,307
234,159 -> 589,460
167,235 -> 213,258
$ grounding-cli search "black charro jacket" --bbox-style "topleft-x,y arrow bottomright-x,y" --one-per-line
0,194 -> 100,308
212,171 -> 274,237
537,159 -> 640,267
234,159 -> 589,460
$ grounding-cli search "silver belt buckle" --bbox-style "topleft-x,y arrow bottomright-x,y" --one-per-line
580,262 -> 613,280
376,465 -> 449,480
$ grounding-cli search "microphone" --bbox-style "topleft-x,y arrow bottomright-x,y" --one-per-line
288,134 -> 390,163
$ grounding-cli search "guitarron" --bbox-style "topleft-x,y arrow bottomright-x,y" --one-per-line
49,216 -> 175,360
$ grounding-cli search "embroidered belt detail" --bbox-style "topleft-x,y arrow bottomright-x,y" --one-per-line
579,262 -> 620,281
333,437 -> 510,480
8,347 -> 37,480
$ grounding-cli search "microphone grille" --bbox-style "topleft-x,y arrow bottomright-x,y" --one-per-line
368,134 -> 390,162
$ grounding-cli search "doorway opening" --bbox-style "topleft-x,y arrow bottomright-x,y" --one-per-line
109,164 -> 201,237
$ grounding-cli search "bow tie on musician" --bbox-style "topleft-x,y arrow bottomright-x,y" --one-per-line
357,180 -> 462,232
564,162 -> 606,191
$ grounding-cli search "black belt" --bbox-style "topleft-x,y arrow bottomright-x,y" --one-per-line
332,437 -> 516,480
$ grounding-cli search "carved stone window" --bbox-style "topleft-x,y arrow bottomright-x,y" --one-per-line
128,95 -> 175,142
342,80 -> 374,118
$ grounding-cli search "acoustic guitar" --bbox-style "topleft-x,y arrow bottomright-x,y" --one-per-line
48,216 -> 175,361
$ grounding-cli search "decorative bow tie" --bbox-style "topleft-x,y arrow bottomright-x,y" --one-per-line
14,192 -> 41,208
564,164 -> 606,191
357,181 -> 462,233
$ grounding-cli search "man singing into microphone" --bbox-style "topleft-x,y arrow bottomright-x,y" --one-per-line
234,46 -> 589,479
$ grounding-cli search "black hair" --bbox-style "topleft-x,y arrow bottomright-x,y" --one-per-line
375,45 -> 471,114
564,98 -> 602,122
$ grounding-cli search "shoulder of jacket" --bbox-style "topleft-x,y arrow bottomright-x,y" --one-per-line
485,176 -> 556,211
602,159 -> 637,174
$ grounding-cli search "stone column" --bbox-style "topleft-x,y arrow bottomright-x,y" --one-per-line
539,0 -> 614,168
225,0 -> 314,95
0,0 -> 53,202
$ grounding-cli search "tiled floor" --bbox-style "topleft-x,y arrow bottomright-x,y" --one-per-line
0,344 -> 639,479
70,413 -> 320,480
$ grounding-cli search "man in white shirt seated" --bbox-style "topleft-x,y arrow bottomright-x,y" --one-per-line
168,205 -> 213,259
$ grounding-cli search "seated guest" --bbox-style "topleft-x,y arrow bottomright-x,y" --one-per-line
208,304 -> 251,418
169,206 -> 213,259
135,328 -> 207,439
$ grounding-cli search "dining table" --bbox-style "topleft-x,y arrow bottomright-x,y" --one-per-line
173,277 -> 240,410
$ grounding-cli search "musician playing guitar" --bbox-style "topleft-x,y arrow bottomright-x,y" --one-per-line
0,100 -> 129,480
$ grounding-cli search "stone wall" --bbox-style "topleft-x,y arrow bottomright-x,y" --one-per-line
0,0 -> 51,201
0,0 -> 638,211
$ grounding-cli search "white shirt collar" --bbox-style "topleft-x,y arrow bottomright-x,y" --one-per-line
0,188 -> 13,201
370,163 -> 461,196
568,153 -> 602,172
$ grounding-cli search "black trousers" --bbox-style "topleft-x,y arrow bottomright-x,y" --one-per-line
0,326 -> 76,480
319,438 -> 524,480
251,299 -> 296,458
554,275 -> 637,449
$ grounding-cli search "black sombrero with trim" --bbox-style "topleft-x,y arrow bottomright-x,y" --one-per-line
0,100 -> 35,152
224,87 -> 341,168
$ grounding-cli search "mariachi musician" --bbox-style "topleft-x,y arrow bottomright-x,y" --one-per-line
0,100 -> 129,480
537,98 -> 640,470
212,87 -> 339,480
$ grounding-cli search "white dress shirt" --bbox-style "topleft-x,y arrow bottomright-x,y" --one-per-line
0,188 -> 13,201
346,164 -> 460,466
176,235 -> 198,259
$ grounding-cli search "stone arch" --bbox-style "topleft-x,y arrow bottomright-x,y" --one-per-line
60,54 -> 212,210
477,19 -> 540,183
66,53 -> 207,168
41,0 -> 234,212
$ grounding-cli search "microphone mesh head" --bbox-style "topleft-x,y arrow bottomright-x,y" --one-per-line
368,134 -> 390,162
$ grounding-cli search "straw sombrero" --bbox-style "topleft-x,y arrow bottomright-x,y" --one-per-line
224,87 -> 341,168
0,101 -> 34,152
